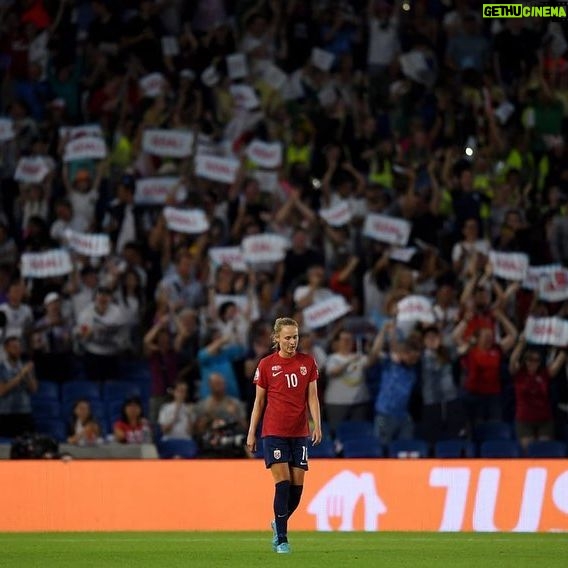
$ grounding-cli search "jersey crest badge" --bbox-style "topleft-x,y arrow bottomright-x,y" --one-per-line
271,365 -> 281,371
273,449 -> 281,460
300,366 -> 307,375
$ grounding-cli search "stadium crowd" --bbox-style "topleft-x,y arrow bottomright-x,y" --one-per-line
0,0 -> 568,459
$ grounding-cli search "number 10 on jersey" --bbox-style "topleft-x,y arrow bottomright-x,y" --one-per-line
285,373 -> 298,388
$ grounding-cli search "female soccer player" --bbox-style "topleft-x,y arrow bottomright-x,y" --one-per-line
246,317 -> 322,554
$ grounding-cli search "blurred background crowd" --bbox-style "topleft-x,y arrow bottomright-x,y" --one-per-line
1,0 -> 568,459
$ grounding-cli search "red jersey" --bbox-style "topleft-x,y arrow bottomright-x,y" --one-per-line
513,368 -> 552,422
463,345 -> 502,394
254,351 -> 318,438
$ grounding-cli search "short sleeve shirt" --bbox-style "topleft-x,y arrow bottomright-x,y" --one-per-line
254,351 -> 318,438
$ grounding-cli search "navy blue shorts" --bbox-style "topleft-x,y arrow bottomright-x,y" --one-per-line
263,436 -> 310,470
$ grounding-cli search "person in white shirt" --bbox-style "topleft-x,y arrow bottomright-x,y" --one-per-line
0,280 -> 33,346
158,380 -> 195,440
293,264 -> 334,309
75,286 -> 128,381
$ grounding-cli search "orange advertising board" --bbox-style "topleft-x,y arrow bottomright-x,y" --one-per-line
1,459 -> 568,532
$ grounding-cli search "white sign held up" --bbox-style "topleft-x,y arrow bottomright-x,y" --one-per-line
363,214 -> 411,246
139,72 -> 166,98
489,251 -> 529,281
63,136 -> 107,162
303,295 -> 351,330
65,230 -> 110,257
21,250 -> 72,278
195,155 -> 240,184
142,129 -> 194,158
319,201 -> 353,227
134,177 -> 186,205
209,247 -> 247,272
163,207 -> 210,234
226,53 -> 248,80
397,295 -> 435,324
539,267 -> 568,302
523,264 -> 562,290
241,234 -> 289,264
525,316 -> 568,347
15,157 -> 50,184
246,140 -> 282,169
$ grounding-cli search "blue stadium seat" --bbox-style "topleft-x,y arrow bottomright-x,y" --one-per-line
308,439 -> 336,458
157,439 -> 198,459
526,440 -> 567,458
434,439 -> 476,458
479,440 -> 521,458
31,399 -> 61,420
388,439 -> 429,458
34,418 -> 67,443
342,436 -> 383,458
335,420 -> 375,443
474,421 -> 513,442
32,381 -> 59,401
102,381 -> 141,401
61,380 -> 101,403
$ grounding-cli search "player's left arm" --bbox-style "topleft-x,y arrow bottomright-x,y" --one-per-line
308,380 -> 322,446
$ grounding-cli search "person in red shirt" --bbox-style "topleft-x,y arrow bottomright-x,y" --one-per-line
454,308 -> 517,432
246,317 -> 322,554
509,336 -> 566,452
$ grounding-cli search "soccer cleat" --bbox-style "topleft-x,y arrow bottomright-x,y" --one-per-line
275,542 -> 291,554
271,520 -> 278,551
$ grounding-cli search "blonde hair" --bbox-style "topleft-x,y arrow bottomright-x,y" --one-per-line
272,317 -> 299,350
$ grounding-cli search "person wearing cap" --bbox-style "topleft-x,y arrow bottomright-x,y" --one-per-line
75,285 -> 129,382
0,336 -> 38,438
31,292 -> 73,382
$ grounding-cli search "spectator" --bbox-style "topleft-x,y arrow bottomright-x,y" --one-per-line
75,286 -> 128,381
113,396 -> 152,444
66,398 -> 102,446
158,380 -> 195,440
0,279 -> 34,346
293,264 -> 334,310
0,336 -> 38,438
509,337 -> 567,452
194,372 -> 247,457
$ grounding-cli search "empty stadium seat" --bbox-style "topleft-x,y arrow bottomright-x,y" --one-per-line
157,439 -> 198,459
61,380 -> 101,403
479,440 -> 521,458
102,381 -> 141,401
342,436 -> 383,458
335,420 -> 375,443
34,418 -> 67,443
308,439 -> 336,458
32,381 -> 59,401
526,440 -> 567,458
434,439 -> 476,458
474,421 -> 513,442
388,439 -> 429,458
31,399 -> 61,420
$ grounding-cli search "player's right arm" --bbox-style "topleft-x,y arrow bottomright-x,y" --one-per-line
246,384 -> 267,454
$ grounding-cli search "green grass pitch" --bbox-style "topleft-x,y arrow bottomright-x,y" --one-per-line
0,532 -> 567,568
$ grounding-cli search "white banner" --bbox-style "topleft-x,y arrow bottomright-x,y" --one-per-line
0,118 -> 15,142
523,264 -> 563,290
539,267 -> 568,302
319,201 -> 353,227
14,157 -> 50,184
246,140 -> 282,169
209,247 -> 247,272
65,229 -> 110,257
21,250 -> 72,278
161,36 -> 179,57
195,155 -> 240,184
230,84 -> 260,110
254,170 -> 279,193
163,207 -> 209,234
262,64 -> 287,91
142,129 -> 194,158
59,124 -> 103,140
139,72 -> 166,98
241,234 -> 289,264
489,251 -> 529,281
311,47 -> 335,72
213,293 -> 249,312
397,295 -> 435,324
226,53 -> 248,80
303,294 -> 351,330
363,214 -> 411,246
389,247 -> 417,263
525,316 -> 568,347
134,177 -> 186,205
63,136 -> 107,162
